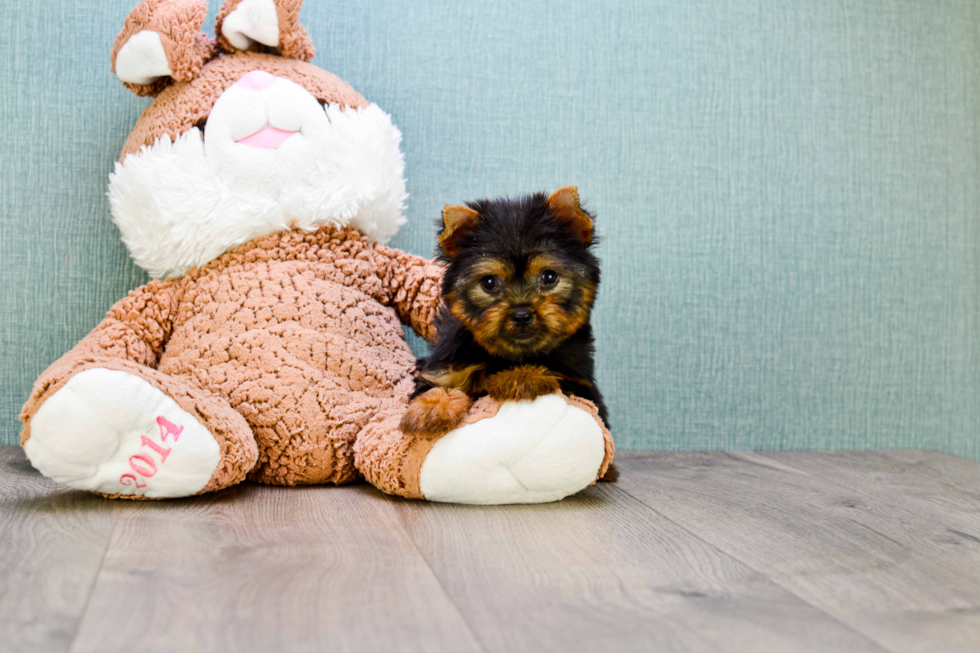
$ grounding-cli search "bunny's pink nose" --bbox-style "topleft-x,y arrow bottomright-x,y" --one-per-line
236,70 -> 277,91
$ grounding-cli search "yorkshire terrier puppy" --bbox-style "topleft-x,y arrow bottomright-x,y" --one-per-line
400,186 -> 611,462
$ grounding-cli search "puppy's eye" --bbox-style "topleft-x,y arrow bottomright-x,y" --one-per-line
480,276 -> 501,292
539,270 -> 559,287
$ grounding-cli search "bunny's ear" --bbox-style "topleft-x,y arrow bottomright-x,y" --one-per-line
215,0 -> 315,61
111,0 -> 217,97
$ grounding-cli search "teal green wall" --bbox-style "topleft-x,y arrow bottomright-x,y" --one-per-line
2,1 -> 978,456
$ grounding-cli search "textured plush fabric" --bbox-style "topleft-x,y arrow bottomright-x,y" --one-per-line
120,52 -> 366,158
110,0 -> 217,95
215,0 -> 314,61
2,0 -> 980,460
357,392 -> 614,500
21,226 -> 444,487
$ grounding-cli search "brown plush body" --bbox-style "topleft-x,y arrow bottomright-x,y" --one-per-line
22,227 -> 447,493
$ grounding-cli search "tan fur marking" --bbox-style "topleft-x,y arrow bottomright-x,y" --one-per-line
527,253 -> 566,280
438,205 -> 481,257
462,259 -> 513,308
449,300 -> 514,357
400,387 -> 474,438
420,364 -> 485,394
546,186 -> 593,245
533,278 -> 596,343
468,258 -> 513,280
484,365 -> 562,402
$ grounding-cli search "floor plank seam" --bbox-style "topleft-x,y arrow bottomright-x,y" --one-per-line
380,494 -> 492,653
754,451 -> 975,533
724,451 -> 819,477
65,500 -> 119,653
725,450 -> 977,546
873,451 -> 980,499
725,450 -> 935,520
607,482 -> 899,653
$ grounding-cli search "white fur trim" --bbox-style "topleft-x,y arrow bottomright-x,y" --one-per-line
24,369 -> 221,498
419,395 -> 607,505
115,30 -> 172,85
221,0 -> 280,50
108,87 -> 407,279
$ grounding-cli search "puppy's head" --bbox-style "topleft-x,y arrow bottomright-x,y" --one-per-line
438,186 -> 600,360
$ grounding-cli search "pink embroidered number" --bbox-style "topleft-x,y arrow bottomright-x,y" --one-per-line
157,416 -> 183,442
120,473 -> 147,489
118,415 -> 185,490
140,435 -> 171,463
129,453 -> 157,477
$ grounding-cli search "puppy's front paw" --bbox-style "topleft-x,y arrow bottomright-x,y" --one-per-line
484,365 -> 562,402
400,388 -> 473,438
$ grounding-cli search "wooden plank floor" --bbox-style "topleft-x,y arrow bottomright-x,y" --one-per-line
2,447 -> 979,653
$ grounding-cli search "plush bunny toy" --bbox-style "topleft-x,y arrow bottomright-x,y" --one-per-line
20,0 -> 613,504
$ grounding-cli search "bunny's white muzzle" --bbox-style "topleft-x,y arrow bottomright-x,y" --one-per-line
108,71 -> 407,280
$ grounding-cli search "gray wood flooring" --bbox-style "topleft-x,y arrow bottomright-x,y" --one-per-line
2,446 -> 979,653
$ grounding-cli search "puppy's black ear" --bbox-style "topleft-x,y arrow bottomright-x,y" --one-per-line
439,205 -> 481,257
546,186 -> 593,245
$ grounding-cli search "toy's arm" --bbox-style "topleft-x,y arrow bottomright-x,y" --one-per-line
372,244 -> 444,343
21,280 -> 181,423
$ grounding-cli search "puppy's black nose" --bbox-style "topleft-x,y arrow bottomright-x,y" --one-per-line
511,308 -> 533,327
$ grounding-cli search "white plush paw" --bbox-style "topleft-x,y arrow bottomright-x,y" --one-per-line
419,395 -> 606,505
24,369 -> 221,498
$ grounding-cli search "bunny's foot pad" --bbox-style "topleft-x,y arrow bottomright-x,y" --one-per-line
25,369 -> 221,498
419,394 -> 607,505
